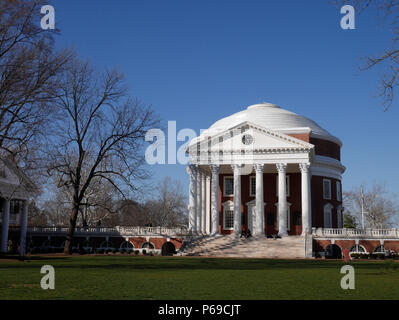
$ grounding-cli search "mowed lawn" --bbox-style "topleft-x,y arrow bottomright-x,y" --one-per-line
0,255 -> 399,300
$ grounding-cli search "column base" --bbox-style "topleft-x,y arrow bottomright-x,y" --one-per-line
278,231 -> 288,237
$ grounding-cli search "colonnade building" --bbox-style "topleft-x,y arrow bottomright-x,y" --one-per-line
187,102 -> 345,237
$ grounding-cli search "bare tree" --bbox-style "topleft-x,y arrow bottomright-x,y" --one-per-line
46,57 -> 159,254
344,182 -> 399,228
335,0 -> 399,109
0,0 -> 71,168
144,177 -> 188,227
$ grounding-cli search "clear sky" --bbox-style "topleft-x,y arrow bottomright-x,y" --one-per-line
51,0 -> 399,199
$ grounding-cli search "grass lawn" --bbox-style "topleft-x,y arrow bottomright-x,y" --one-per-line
0,255 -> 399,300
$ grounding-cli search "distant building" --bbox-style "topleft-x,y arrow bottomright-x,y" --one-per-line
0,158 -> 38,254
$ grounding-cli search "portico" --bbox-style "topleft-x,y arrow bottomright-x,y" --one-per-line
188,161 -> 313,237
187,117 -> 315,237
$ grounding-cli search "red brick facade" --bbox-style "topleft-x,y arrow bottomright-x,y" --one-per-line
218,171 -> 342,236
313,239 -> 399,258
215,135 -> 343,235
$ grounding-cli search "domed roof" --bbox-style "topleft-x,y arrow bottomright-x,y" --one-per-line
203,102 -> 341,146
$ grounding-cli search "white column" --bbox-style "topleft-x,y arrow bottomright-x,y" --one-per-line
201,173 -> 206,234
205,176 -> 211,234
210,165 -> 220,235
196,170 -> 202,234
19,201 -> 28,257
188,165 -> 198,233
277,163 -> 288,237
254,164 -> 264,236
1,199 -> 10,253
232,164 -> 243,234
299,163 -> 312,235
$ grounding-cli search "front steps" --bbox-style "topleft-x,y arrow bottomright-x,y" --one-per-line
178,234 -> 308,259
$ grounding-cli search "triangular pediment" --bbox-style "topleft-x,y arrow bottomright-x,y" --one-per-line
191,121 -> 314,154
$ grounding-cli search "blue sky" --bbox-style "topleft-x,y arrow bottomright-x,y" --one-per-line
51,0 -> 399,199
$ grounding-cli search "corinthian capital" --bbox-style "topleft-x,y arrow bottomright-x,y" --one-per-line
254,164 -> 264,173
276,163 -> 287,173
210,164 -> 220,175
231,164 -> 244,174
299,163 -> 311,173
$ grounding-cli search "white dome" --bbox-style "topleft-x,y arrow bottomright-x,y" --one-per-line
204,102 -> 341,145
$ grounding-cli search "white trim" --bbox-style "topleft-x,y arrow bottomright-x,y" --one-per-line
223,176 -> 234,197
323,203 -> 334,228
349,244 -> 367,254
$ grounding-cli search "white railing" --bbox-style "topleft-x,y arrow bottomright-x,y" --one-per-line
23,225 -> 189,237
312,227 -> 399,239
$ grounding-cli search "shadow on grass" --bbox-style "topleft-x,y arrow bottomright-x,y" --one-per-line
0,255 -> 396,273
0,255 -> 67,262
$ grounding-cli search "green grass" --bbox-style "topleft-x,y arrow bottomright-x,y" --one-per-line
0,255 -> 399,300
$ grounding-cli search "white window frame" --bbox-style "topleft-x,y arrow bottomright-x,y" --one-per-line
373,245 -> 386,253
336,181 -> 342,202
349,245 -> 366,253
249,176 -> 256,197
222,201 -> 234,231
223,176 -> 234,197
276,175 -> 290,197
323,179 -> 332,200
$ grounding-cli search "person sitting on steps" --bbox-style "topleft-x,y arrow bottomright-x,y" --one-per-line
240,229 -> 252,239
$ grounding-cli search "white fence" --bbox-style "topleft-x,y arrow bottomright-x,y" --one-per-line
22,226 -> 189,237
312,227 -> 399,239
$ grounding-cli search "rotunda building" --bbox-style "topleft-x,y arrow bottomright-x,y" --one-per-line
187,102 -> 345,237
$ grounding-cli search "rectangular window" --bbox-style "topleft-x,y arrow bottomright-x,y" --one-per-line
224,210 -> 234,230
276,175 -> 290,197
323,179 -> 332,200
336,181 -> 342,202
249,176 -> 256,197
224,176 -> 234,196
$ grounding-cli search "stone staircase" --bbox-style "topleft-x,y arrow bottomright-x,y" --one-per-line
178,234 -> 308,259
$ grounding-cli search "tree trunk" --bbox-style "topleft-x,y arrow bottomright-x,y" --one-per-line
63,206 -> 79,255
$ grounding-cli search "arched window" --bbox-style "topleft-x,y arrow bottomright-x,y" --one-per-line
325,244 -> 342,259
161,242 -> 176,256
374,245 -> 386,253
142,242 -> 154,249
41,240 -> 52,248
81,240 -> 92,250
120,241 -> 134,250
100,240 -> 114,249
349,245 -> 366,253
